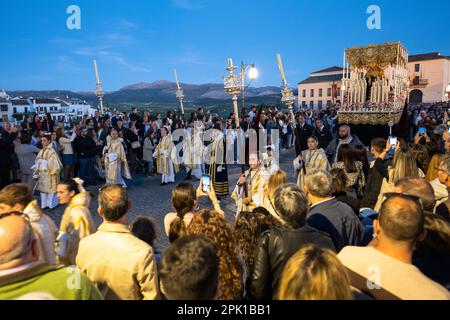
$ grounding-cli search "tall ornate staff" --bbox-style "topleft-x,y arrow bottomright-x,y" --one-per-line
223,58 -> 240,128
223,58 -> 248,201
93,60 -> 105,115
277,53 -> 296,128
173,69 -> 185,116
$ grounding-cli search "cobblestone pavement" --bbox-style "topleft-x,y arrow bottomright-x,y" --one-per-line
45,148 -> 297,253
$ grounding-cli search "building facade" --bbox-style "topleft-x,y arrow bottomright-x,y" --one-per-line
0,91 -> 97,125
408,53 -> 450,104
298,67 -> 344,110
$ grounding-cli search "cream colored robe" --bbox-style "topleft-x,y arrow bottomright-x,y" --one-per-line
104,139 -> 131,183
294,148 -> 331,189
23,200 -> 58,265
232,168 -> 268,215
155,135 -> 179,175
35,145 -> 62,194
183,131 -> 204,170
57,192 -> 97,266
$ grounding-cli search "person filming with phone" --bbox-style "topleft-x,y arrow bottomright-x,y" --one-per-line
164,180 -> 224,243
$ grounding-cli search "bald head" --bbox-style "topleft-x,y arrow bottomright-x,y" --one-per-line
98,185 -> 129,222
0,215 -> 34,267
339,126 -> 351,140
378,196 -> 425,244
394,179 -> 435,212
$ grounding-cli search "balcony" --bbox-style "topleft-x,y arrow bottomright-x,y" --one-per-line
411,78 -> 429,86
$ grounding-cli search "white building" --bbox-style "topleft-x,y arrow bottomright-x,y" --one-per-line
0,92 -> 97,126
298,67 -> 344,110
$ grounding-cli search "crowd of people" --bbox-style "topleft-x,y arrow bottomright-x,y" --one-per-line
0,101 -> 450,300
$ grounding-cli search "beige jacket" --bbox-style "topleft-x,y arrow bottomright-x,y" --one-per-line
76,222 -> 160,300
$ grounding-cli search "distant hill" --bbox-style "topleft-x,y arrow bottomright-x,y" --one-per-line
7,81 -> 295,108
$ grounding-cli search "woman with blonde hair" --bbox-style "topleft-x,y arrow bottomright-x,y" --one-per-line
278,244 -> 353,300
375,142 -> 425,211
261,169 -> 288,222
186,209 -> 243,300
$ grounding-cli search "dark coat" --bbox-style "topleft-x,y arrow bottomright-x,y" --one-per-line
295,123 -> 313,156
313,126 -> 333,150
249,224 -> 335,300
307,198 -> 364,251
360,158 -> 389,210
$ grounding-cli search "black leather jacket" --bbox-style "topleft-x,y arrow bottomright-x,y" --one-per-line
248,224 -> 335,300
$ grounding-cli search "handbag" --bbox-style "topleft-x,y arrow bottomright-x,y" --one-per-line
131,141 -> 141,149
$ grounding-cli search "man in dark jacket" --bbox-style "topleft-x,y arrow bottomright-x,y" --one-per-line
325,125 -> 364,164
294,114 -> 313,156
0,125 -> 17,189
92,111 -> 103,133
305,169 -> 364,251
249,183 -> 335,300
129,107 -> 142,130
74,128 -> 97,186
313,119 -> 333,150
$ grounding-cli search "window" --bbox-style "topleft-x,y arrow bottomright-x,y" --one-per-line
13,107 -> 17,114
25,107 -> 28,113
302,101 -> 307,108
327,88 -> 332,97
327,100 -> 332,107
0,104 -> 8,112
318,101 -> 323,109
415,64 -> 420,72
414,76 -> 420,85
302,90 -> 306,98
319,89 -> 323,97
310,89 -> 314,97
337,88 -> 341,97
310,101 -> 314,108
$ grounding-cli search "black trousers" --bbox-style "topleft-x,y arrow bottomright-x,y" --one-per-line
0,166 -> 11,190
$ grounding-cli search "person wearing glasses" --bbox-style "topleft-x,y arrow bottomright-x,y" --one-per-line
0,214 -> 103,300
338,194 -> 450,300
0,183 -> 57,265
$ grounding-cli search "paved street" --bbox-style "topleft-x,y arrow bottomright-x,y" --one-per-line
46,148 -> 297,253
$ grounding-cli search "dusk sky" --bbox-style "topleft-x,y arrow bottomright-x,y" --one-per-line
0,0 -> 449,92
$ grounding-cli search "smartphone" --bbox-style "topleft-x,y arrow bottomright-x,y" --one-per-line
201,175 -> 211,193
418,127 -> 426,136
390,136 -> 398,147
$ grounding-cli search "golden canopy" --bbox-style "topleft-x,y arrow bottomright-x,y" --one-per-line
346,42 -> 408,78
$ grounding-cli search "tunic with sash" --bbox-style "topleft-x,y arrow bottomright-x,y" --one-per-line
205,135 -> 229,197
35,145 -> 62,194
104,138 -> 131,184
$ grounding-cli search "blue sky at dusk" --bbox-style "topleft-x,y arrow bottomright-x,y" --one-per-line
0,0 -> 448,91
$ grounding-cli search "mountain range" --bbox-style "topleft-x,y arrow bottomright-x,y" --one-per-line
7,81 -> 294,107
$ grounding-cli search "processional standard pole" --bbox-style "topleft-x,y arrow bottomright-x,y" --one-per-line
173,69 -> 185,116
93,60 -> 105,115
277,53 -> 296,128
